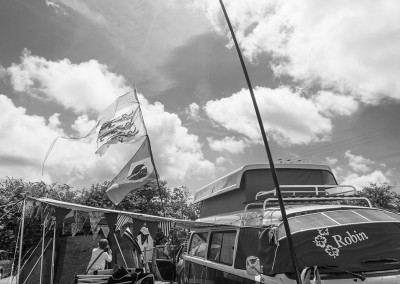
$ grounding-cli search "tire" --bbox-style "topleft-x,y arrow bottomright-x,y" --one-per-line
0,269 -> 3,279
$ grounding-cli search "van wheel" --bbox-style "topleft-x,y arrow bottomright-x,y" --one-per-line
0,269 -> 3,279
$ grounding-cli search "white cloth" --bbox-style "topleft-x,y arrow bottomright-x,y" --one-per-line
87,247 -> 112,274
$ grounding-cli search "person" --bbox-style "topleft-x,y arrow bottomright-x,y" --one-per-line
86,239 -> 112,274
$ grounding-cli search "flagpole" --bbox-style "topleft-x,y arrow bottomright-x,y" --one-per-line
218,1 -> 302,283
17,199 -> 26,284
50,219 -> 56,284
132,86 -> 166,217
39,216 -> 47,284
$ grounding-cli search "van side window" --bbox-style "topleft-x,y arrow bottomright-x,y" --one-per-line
188,232 -> 208,258
208,231 -> 236,265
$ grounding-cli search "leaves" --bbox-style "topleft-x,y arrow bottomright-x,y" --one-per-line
0,177 -> 198,260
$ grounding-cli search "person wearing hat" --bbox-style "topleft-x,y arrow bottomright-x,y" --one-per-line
86,239 -> 113,274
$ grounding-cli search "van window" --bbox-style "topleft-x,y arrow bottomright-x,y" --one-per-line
188,232 -> 208,258
208,231 -> 236,265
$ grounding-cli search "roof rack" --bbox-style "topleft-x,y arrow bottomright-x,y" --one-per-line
255,184 -> 358,199
244,185 -> 372,214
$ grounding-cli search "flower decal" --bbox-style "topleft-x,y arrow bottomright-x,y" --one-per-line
325,245 -> 339,258
313,228 -> 340,258
318,228 -> 329,236
313,235 -> 327,248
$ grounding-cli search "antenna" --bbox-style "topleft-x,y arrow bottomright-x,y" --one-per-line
217,1 -> 302,283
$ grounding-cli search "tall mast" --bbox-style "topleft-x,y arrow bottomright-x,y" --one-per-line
217,1 -> 302,283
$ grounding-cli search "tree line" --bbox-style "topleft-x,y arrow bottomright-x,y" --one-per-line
0,178 -> 198,259
0,178 -> 399,262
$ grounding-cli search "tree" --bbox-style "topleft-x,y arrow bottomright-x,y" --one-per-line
359,183 -> 400,211
0,178 -> 81,263
0,177 -> 199,259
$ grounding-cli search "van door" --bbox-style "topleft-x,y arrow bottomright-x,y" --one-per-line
152,245 -> 175,282
185,232 -> 209,284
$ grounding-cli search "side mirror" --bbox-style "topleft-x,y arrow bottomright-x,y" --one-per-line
246,256 -> 261,275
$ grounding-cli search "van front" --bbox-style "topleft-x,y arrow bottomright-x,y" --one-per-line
260,206 -> 400,283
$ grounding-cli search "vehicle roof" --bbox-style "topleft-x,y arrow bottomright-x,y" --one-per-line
194,163 -> 333,203
196,203 -> 373,227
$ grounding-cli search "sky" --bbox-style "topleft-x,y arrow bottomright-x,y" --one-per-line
1,0 -> 399,195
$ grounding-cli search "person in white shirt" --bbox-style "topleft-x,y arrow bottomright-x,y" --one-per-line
87,239 -> 112,274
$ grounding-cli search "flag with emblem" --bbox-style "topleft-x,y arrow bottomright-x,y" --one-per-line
42,88 -> 145,171
95,89 -> 146,156
106,137 -> 157,204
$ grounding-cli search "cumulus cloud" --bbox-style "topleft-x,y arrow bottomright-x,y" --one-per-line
0,92 -> 215,187
207,136 -> 249,154
341,170 -> 390,190
215,156 -> 227,166
0,94 -> 101,185
140,98 -> 215,181
4,50 -> 129,114
0,52 -> 216,187
331,150 -> 392,190
325,157 -> 338,166
185,102 -> 201,121
46,0 -> 69,16
198,0 -> 400,105
313,91 -> 359,117
345,150 -> 373,173
71,115 -> 96,136
204,86 -> 332,146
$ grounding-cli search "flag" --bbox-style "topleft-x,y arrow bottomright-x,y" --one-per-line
55,207 -> 70,227
106,137 -> 156,204
159,221 -> 174,237
42,89 -> 145,172
89,212 -> 102,232
92,227 -> 100,240
129,218 -> 145,238
115,214 -> 132,232
95,94 -> 146,156
71,223 -> 79,237
100,226 -> 110,238
146,221 -> 158,238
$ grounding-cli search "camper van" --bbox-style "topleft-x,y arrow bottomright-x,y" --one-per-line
152,163 -> 400,283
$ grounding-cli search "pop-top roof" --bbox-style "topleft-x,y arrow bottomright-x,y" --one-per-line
193,163 -> 333,203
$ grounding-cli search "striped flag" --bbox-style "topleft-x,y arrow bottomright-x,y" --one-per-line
159,220 -> 174,237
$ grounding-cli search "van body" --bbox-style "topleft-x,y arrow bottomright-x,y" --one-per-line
152,164 -> 400,283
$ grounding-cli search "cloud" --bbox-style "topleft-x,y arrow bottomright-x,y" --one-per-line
204,86 -> 332,146
313,91 -> 359,117
4,50 -> 129,114
140,98 -> 215,181
330,150 -> 392,190
207,136 -> 249,154
0,52 -> 216,187
71,115 -> 96,136
0,92 -> 215,188
341,170 -> 390,190
46,0 -> 69,16
325,157 -> 338,166
185,102 -> 201,121
215,156 -> 227,166
198,0 -> 400,105
345,150 -> 373,173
